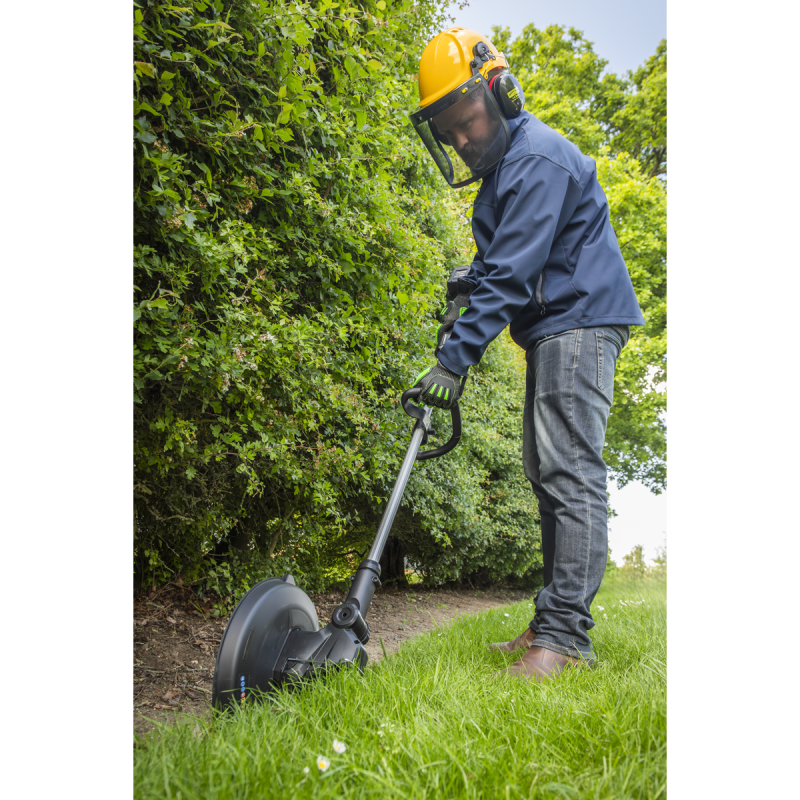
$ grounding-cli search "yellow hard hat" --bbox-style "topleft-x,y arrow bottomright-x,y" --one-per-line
410,29 -> 522,188
418,28 -> 509,108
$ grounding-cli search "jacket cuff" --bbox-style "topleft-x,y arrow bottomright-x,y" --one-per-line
437,351 -> 470,377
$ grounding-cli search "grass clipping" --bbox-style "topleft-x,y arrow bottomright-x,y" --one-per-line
134,576 -> 666,799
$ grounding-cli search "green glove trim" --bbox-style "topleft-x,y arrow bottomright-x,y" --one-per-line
414,368 -> 429,384
411,362 -> 466,410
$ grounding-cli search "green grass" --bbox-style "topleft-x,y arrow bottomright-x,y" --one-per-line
134,576 -> 665,799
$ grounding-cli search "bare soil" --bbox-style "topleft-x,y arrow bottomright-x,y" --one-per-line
133,583 -> 532,736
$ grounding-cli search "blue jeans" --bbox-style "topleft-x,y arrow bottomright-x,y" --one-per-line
522,325 -> 628,661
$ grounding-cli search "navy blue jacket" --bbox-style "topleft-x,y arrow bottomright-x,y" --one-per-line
437,110 -> 645,377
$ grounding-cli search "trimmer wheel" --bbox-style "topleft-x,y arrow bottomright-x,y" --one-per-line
211,574 -> 318,711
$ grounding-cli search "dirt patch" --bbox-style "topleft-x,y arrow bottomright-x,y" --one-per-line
134,583 -> 532,736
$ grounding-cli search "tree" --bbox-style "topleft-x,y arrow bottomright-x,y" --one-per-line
621,544 -> 647,581
491,25 -> 666,179
598,41 -> 667,179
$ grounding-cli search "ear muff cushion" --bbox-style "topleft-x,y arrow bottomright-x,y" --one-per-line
490,72 -> 525,119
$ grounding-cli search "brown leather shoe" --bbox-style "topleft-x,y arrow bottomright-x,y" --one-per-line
497,645 -> 582,681
488,626 -> 536,653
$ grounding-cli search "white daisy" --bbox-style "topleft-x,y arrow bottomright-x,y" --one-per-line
333,739 -> 346,754
317,756 -> 330,772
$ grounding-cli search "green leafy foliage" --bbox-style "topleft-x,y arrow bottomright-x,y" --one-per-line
492,25 -> 667,178
599,154 -> 666,490
597,41 -> 667,179
133,0 -> 542,592
399,333 -> 541,585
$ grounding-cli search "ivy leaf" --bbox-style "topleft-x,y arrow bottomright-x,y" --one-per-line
134,101 -> 161,116
134,62 -> 157,78
277,103 -> 293,124
198,162 -> 212,186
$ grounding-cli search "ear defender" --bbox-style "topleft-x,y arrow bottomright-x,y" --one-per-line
489,71 -> 525,119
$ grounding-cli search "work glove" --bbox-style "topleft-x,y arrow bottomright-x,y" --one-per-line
413,362 -> 467,409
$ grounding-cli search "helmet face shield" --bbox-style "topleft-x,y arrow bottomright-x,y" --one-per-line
411,77 -> 510,188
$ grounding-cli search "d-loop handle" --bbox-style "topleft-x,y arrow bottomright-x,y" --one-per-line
400,388 -> 462,461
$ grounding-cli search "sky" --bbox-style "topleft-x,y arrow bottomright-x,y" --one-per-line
445,0 -> 666,76
608,479 -> 666,564
448,0 -> 668,563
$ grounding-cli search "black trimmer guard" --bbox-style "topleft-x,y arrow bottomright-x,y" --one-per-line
211,574 -> 369,710
211,380 -> 463,711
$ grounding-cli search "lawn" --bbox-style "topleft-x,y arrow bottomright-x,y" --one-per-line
134,575 -> 666,799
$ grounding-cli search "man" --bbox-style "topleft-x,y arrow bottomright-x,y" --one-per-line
409,28 -> 645,680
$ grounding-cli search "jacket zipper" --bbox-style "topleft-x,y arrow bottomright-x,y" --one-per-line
534,271 -> 547,315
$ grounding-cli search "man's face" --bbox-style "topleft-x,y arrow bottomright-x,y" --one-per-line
433,91 -> 499,170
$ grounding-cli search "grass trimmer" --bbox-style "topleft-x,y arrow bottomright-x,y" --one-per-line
211,387 -> 462,711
